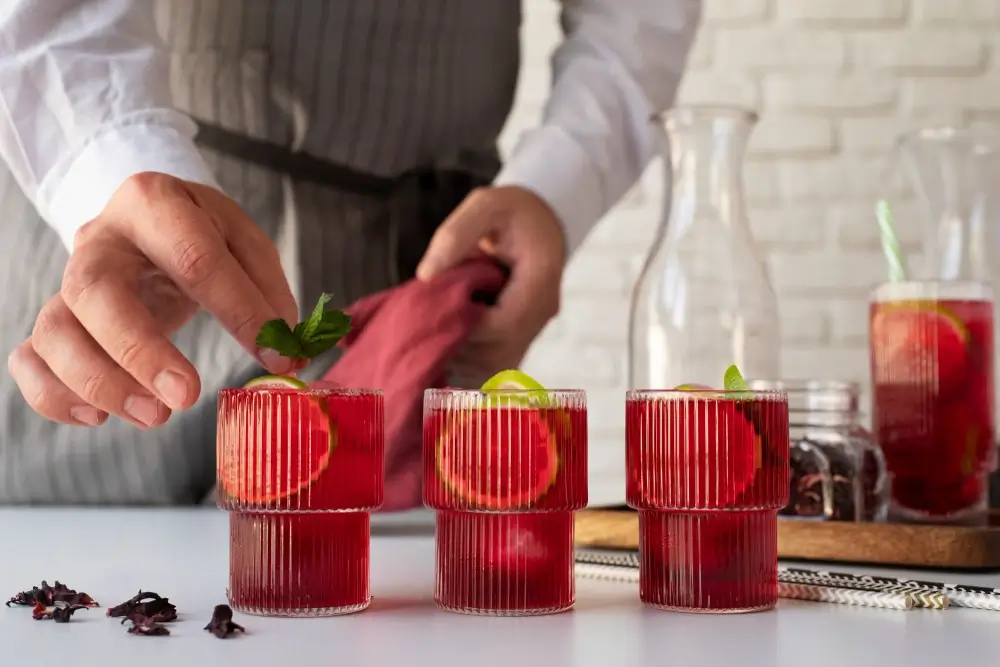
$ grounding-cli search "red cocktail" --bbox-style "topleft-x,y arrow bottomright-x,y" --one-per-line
870,281 -> 996,523
217,381 -> 384,616
423,384 -> 587,615
626,388 -> 790,613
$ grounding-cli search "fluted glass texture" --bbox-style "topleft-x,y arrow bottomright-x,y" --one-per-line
423,389 -> 587,615
870,280 -> 995,523
217,386 -> 384,616
626,390 -> 789,511
423,389 -> 587,511
626,389 -> 789,613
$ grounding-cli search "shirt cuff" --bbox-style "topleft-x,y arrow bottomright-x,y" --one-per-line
493,125 -> 605,259
38,114 -> 220,252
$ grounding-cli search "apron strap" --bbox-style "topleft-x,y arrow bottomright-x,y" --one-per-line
194,121 -> 397,197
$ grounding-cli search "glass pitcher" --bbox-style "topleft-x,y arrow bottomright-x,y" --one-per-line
628,106 -> 780,390
897,126 -> 1000,428
897,126 -> 1000,283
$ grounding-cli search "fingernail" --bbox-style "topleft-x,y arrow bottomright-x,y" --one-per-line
70,406 -> 104,426
125,395 -> 161,427
258,349 -> 294,375
154,370 -> 188,409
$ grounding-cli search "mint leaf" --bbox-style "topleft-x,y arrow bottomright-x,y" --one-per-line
312,310 -> 352,339
723,364 -> 752,399
255,319 -> 304,358
300,337 -> 341,359
255,294 -> 352,362
300,292 -> 332,341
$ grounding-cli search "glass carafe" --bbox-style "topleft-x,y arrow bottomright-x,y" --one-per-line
897,126 -> 1000,441
628,106 -> 780,390
897,126 -> 1000,283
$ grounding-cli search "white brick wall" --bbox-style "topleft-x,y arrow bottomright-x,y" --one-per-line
504,0 -> 998,450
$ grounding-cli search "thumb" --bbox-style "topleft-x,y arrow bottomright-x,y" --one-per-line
416,190 -> 494,281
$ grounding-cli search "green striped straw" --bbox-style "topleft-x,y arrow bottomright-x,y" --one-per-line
876,199 -> 907,282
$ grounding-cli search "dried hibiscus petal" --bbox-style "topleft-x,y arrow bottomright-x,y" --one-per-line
30,600 -> 88,623
6,588 -> 43,607
7,581 -> 98,608
120,611 -> 174,626
107,591 -> 176,621
51,602 -> 89,623
30,601 -> 50,620
49,581 -> 98,607
126,620 -> 170,637
204,604 -> 244,639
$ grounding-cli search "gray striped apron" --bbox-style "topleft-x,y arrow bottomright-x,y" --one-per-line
0,0 -> 522,504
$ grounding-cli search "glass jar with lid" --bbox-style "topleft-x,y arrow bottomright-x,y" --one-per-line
750,380 -> 889,522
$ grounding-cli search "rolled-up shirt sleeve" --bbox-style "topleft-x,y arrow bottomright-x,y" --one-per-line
494,0 -> 702,258
0,0 -> 218,251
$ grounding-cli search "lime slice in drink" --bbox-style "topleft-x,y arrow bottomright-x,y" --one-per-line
242,374 -> 309,390
638,365 -> 761,506
435,369 -> 560,508
870,301 -> 968,392
634,393 -> 762,507
482,369 -> 547,392
435,407 -> 559,509
673,382 -> 727,397
218,374 -> 337,504
672,382 -> 730,399
481,369 -> 552,407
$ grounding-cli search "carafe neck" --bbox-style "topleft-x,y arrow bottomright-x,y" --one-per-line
897,126 -> 1000,282
661,107 -> 755,236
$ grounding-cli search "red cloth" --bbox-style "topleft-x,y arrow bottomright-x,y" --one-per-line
324,257 -> 508,511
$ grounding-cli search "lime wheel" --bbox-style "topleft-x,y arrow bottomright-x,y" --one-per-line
631,395 -> 762,508
480,368 -> 552,407
219,375 -> 337,504
435,370 -> 560,509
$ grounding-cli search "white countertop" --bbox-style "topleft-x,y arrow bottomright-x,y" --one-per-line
3,508 -> 1000,667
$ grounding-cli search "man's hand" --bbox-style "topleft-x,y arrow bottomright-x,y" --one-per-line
6,173 -> 299,428
416,185 -> 565,379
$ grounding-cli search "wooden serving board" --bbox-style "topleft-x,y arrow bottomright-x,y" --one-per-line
574,507 -> 1000,570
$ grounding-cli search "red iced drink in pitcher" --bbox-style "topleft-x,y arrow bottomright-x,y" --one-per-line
423,380 -> 587,616
870,281 -> 996,523
626,387 -> 790,613
217,381 -> 383,616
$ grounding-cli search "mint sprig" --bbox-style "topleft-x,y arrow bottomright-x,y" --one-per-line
255,293 -> 352,360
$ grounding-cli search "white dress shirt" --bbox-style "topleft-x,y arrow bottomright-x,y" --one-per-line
0,0 -> 700,255
0,0 -> 700,508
